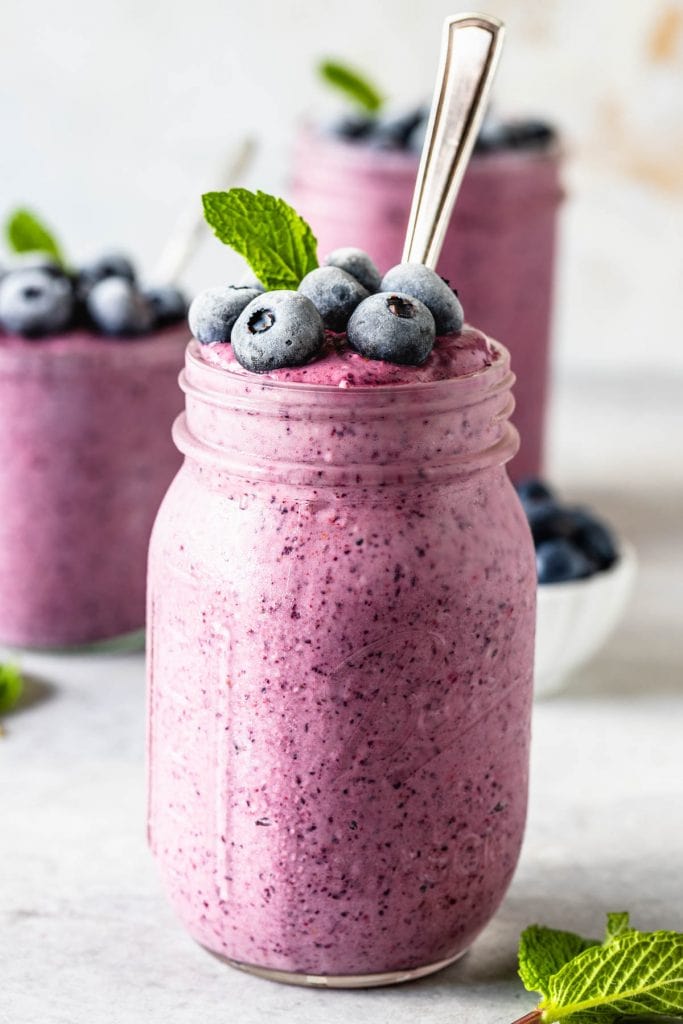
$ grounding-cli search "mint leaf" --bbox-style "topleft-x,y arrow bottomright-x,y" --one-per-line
0,664 -> 23,714
540,931 -> 683,1022
604,912 -> 636,944
519,925 -> 600,999
6,208 -> 65,266
202,189 -> 318,290
318,59 -> 384,114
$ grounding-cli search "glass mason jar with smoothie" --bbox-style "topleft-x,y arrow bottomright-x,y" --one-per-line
290,60 -> 563,483
147,16 -> 536,985
0,209 -> 189,649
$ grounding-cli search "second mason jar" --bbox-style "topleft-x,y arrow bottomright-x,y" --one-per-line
147,339 -> 536,986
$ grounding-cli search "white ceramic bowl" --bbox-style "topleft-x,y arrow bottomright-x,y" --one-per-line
534,540 -> 638,698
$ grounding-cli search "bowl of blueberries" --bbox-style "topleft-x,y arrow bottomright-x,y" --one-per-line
516,479 -> 637,698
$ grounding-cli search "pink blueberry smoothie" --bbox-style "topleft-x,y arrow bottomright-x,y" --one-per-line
0,325 -> 188,647
290,129 -> 563,481
147,317 -> 536,979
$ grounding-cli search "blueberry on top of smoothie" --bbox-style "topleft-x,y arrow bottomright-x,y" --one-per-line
0,267 -> 74,337
298,266 -> 368,332
380,263 -> 464,335
86,276 -> 154,337
231,290 -> 325,373
323,247 -> 382,292
189,286 -> 261,345
347,291 -> 435,365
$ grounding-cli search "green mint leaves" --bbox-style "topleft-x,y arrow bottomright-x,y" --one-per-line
318,59 -> 384,114
5,208 -> 65,267
0,664 -> 23,714
519,925 -> 600,1000
516,913 -> 683,1024
202,189 -> 319,291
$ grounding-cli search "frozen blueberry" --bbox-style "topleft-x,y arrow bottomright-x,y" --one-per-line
380,263 -> 464,334
536,538 -> 595,584
188,286 -> 261,345
0,268 -> 74,336
572,513 -> 618,571
86,277 -> 154,336
298,266 -> 368,332
145,285 -> 188,327
515,477 -> 556,508
327,113 -> 375,141
474,114 -> 510,154
231,290 -> 325,373
323,247 -> 381,293
367,107 -> 427,150
503,118 -> 556,150
347,291 -> 435,365
238,271 -> 265,292
78,252 -> 136,297
528,503 -> 583,546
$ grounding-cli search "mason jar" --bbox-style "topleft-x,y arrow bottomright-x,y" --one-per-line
146,337 -> 536,986
0,326 -> 187,649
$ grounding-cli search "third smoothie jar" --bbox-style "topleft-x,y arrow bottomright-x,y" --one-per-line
147,322 -> 536,983
291,127 -> 563,481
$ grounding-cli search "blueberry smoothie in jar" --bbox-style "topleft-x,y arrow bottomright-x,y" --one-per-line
147,191 -> 536,985
291,104 -> 563,483
0,217 -> 189,648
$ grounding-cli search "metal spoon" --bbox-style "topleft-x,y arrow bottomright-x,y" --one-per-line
402,13 -> 505,269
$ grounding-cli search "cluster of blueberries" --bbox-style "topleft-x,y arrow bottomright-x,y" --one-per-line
516,479 -> 619,584
327,107 -> 556,155
0,254 -> 187,338
189,248 -> 464,372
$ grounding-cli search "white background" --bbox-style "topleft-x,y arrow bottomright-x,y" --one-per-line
1,0 -> 682,376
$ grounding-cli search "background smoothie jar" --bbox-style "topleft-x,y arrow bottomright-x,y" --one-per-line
147,252 -> 537,982
290,115 -> 563,482
0,213 -> 189,648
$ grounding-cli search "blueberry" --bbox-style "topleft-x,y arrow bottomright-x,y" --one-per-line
515,477 -> 556,508
298,266 -> 368,332
366,107 -> 427,150
323,247 -> 381,293
474,114 -> 509,154
238,272 -> 265,292
527,503 -> 583,546
571,513 -> 619,571
86,277 -> 154,336
346,292 -> 435,365
145,285 -> 188,327
188,286 -> 261,344
536,538 -> 595,584
78,252 -> 136,298
380,263 -> 464,335
326,113 -> 375,141
0,268 -> 74,336
231,290 -> 325,373
503,118 -> 556,150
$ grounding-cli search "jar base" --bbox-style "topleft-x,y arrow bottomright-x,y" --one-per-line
205,946 -> 468,989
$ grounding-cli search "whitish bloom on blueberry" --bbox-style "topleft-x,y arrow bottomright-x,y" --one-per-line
380,263 -> 464,334
231,290 -> 324,373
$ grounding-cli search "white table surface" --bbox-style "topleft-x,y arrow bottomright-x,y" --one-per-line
3,366 -> 682,1024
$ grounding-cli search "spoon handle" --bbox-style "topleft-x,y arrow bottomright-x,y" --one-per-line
402,13 -> 505,269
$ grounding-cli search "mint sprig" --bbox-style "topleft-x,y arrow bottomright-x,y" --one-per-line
318,59 -> 384,114
0,664 -> 23,714
515,913 -> 683,1024
5,208 -> 65,267
202,189 -> 319,291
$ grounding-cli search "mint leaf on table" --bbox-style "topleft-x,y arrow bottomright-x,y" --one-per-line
540,931 -> 683,1022
202,189 -> 319,291
514,913 -> 683,1024
318,59 -> 384,114
604,911 -> 636,944
0,664 -> 23,714
519,925 -> 600,999
5,208 -> 65,267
